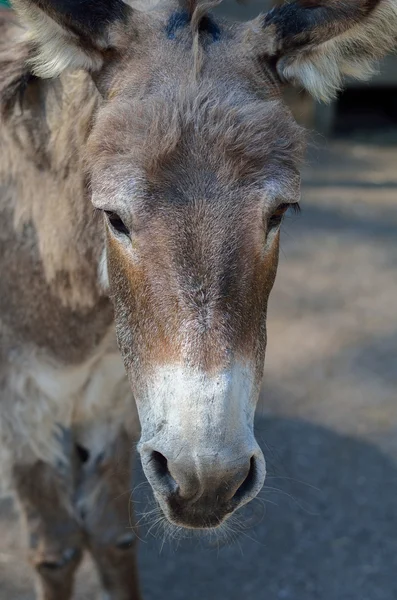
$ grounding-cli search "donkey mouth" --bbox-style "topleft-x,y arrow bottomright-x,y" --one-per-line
152,474 -> 262,530
155,493 -> 235,530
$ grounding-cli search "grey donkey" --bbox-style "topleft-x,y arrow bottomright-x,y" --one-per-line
1,0 -> 396,597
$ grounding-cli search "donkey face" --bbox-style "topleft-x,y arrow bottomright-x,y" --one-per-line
13,0 -> 397,528
87,44 -> 303,526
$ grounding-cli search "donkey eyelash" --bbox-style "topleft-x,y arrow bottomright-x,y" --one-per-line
288,202 -> 301,215
272,202 -> 301,217
267,202 -> 301,233
274,202 -> 301,216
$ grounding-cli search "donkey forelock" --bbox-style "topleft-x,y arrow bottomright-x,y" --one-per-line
89,83 -> 303,193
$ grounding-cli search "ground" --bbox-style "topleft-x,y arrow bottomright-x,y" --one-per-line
1,139 -> 396,599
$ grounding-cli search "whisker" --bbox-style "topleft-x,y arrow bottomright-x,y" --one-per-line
146,515 -> 167,538
113,487 -> 135,502
266,476 -> 322,493
261,486 -> 319,515
127,491 -> 146,544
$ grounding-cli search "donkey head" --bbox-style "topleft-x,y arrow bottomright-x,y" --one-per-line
13,0 -> 397,528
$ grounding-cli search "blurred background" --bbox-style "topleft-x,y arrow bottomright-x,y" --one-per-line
1,1 -> 396,599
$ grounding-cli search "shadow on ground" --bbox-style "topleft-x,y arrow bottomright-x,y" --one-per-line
1,417 -> 396,600
134,416 -> 397,600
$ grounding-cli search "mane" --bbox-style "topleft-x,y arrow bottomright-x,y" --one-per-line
186,0 -> 223,17
183,0 -> 224,77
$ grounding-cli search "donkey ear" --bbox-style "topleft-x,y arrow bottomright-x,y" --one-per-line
10,0 -> 135,78
253,0 -> 397,101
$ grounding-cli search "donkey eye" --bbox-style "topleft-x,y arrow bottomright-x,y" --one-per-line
268,203 -> 289,230
268,202 -> 300,230
105,211 -> 130,236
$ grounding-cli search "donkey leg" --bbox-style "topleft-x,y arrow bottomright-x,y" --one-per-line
13,461 -> 84,600
76,428 -> 142,600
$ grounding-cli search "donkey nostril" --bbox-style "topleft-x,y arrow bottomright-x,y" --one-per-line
147,450 -> 179,496
151,451 -> 170,478
233,456 -> 257,504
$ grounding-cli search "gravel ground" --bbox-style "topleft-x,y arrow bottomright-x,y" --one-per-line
1,140 -> 396,600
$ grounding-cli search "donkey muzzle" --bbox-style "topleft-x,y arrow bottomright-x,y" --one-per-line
140,443 -> 266,529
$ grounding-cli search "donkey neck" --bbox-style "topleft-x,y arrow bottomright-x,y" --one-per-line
0,57 -> 105,311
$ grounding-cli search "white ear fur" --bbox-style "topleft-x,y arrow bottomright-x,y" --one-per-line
12,0 -> 105,78
12,0 -> 162,79
278,0 -> 397,102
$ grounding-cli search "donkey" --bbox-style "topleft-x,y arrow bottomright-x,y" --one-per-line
1,0 -> 396,598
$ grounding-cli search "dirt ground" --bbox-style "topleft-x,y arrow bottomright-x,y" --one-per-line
1,139 -> 396,599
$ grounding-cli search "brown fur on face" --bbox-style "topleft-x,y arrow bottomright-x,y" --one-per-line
106,194 -> 281,384
102,158 -> 287,393
85,22 -> 303,387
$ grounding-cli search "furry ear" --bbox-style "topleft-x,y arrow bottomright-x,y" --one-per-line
250,0 -> 397,101
10,0 -> 135,78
